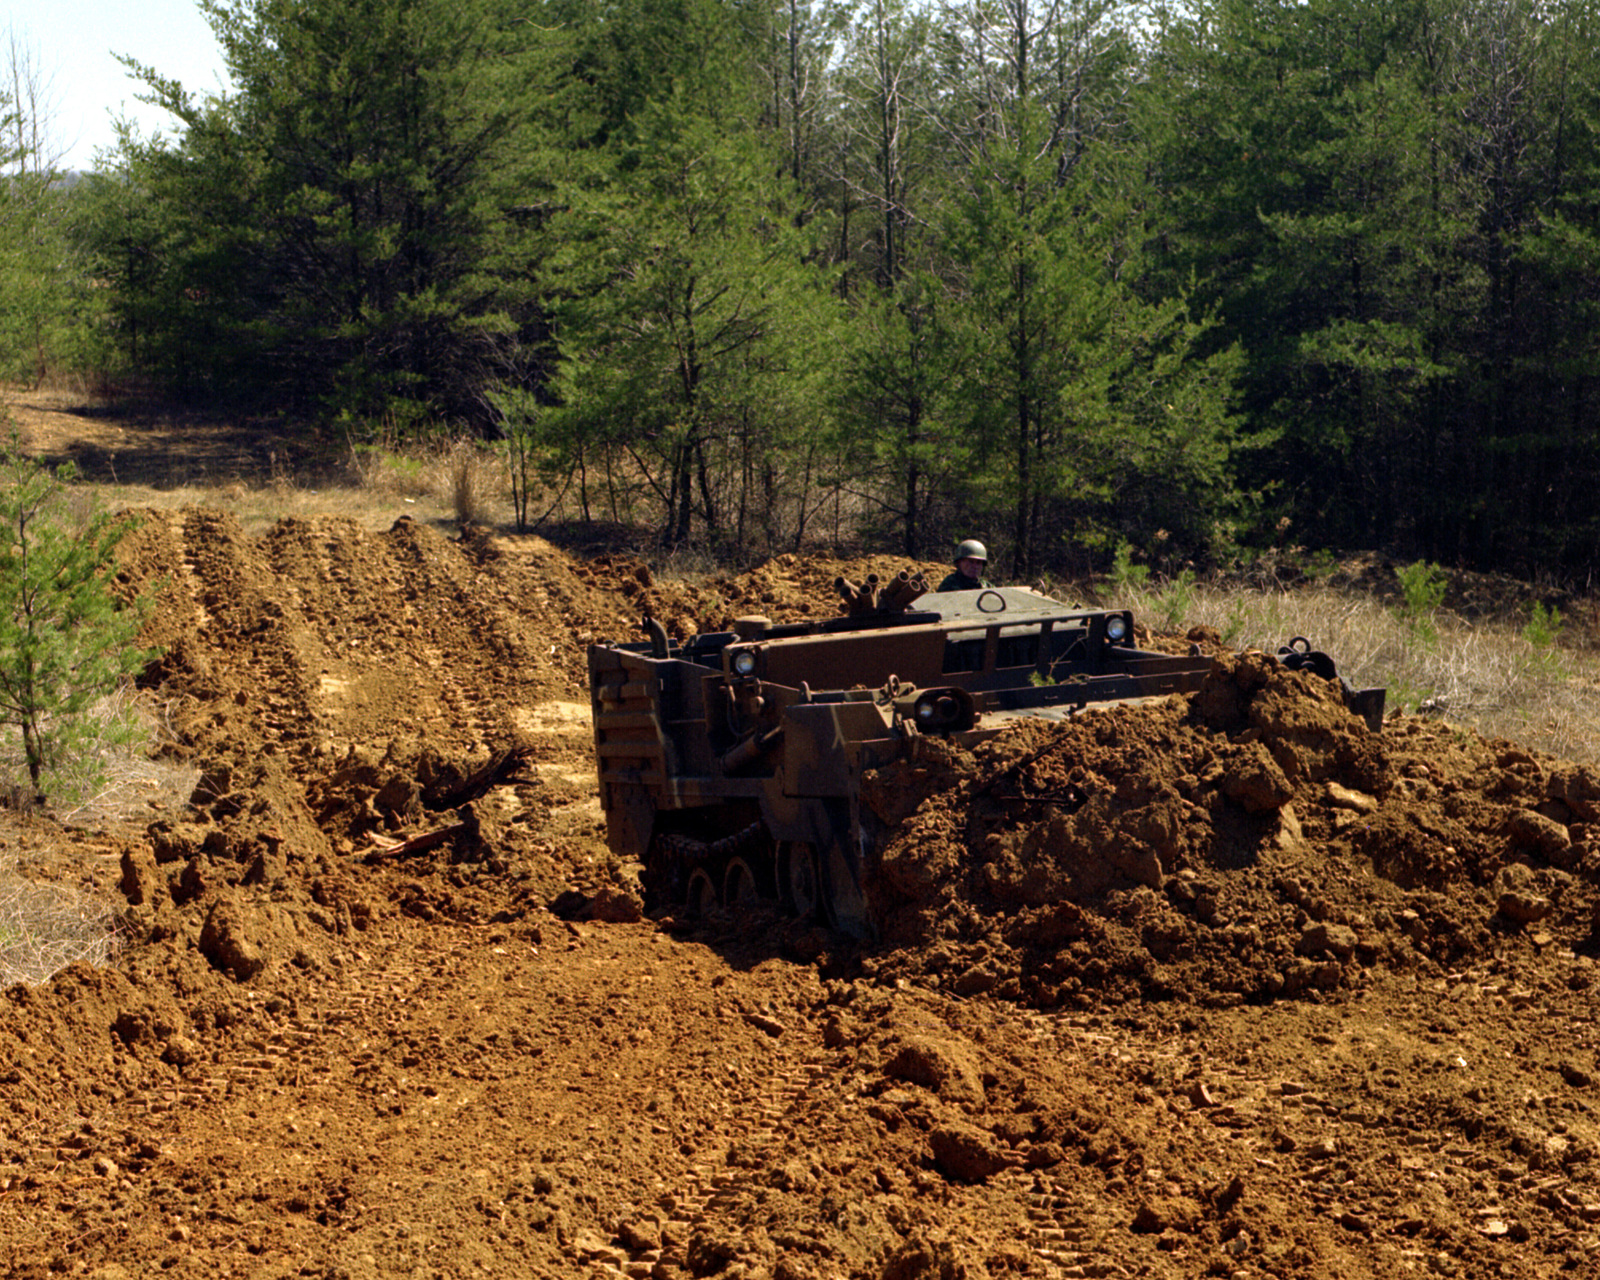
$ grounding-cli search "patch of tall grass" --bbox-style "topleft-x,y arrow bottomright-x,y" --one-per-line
0,877 -> 122,987
1110,577 -> 1600,763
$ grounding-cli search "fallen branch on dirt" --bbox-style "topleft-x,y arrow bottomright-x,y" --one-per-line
423,747 -> 538,811
366,820 -> 470,863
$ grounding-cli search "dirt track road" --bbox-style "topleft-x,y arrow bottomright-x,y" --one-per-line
1,395 -> 1599,1279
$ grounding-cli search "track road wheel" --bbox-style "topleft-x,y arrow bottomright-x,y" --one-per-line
723,857 -> 773,910
684,867 -> 719,920
778,841 -> 821,922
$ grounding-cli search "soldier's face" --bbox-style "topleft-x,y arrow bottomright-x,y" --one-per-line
958,557 -> 985,580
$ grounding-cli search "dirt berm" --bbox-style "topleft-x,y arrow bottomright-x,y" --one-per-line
1,510 -> 1598,1280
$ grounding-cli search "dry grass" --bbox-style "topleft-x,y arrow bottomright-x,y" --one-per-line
0,692 -> 196,986
0,878 -> 122,987
0,689 -> 197,824
7,383 -> 861,549
58,749 -> 202,832
441,440 -> 492,526
1110,577 -> 1600,763
88,442 -> 515,536
345,430 -> 501,501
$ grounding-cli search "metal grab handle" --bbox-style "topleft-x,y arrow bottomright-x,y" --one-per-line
1277,636 -> 1337,681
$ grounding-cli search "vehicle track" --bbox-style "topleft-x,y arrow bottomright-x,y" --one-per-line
584,1000 -> 1184,1277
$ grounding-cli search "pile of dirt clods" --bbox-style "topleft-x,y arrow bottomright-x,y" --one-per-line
859,651 -> 1600,1010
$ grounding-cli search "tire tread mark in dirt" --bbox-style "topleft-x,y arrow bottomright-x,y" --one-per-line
131,951 -> 449,1121
1020,1011 -> 1234,1275
374,519 -> 541,745
1015,1170 -> 1108,1276
620,1014 -> 1143,1277
179,509 -> 322,754
1024,1007 -> 1600,1266
599,1056 -> 833,1275
157,510 -> 216,635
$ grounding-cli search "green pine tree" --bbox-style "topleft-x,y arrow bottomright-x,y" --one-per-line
0,431 -> 160,805
544,3 -> 848,552
102,0 -> 551,424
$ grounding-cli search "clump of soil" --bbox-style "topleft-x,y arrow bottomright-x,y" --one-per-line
861,652 -> 1600,1009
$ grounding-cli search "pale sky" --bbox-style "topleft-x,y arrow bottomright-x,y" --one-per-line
3,0 -> 232,172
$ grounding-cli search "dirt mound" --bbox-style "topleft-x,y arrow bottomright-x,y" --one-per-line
861,652 -> 1600,1009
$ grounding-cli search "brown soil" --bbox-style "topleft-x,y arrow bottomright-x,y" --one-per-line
2,394 -> 1600,1280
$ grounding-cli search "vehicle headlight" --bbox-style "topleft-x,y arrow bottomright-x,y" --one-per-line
1106,615 -> 1129,643
732,649 -> 758,676
911,688 -> 972,732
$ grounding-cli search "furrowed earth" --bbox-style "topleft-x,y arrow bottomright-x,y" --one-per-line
2,406 -> 1600,1280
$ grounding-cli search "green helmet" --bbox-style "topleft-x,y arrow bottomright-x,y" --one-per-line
955,539 -> 987,564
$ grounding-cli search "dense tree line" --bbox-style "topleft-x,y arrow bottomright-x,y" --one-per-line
7,0 -> 1600,580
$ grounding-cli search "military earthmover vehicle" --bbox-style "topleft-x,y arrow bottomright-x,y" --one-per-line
587,573 -> 1384,934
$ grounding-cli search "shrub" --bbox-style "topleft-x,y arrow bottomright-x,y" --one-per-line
1395,560 -> 1447,619
1523,601 -> 1563,648
1394,560 -> 1447,644
1154,569 -> 1198,632
1109,541 -> 1149,591
0,429 -> 161,806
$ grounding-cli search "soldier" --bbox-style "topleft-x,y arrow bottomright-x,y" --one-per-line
937,539 -> 989,592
